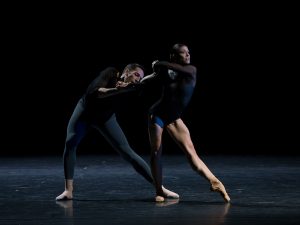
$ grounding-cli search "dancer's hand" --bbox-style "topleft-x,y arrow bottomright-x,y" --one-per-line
116,81 -> 130,88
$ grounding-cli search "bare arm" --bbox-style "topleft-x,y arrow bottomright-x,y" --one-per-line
94,83 -> 142,99
97,81 -> 130,93
140,72 -> 158,83
98,87 -> 118,93
154,61 -> 197,75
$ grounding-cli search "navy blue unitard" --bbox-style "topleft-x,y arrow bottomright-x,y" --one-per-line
149,61 -> 197,127
63,67 -> 152,183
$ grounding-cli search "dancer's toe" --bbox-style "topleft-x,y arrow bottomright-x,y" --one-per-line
210,181 -> 230,203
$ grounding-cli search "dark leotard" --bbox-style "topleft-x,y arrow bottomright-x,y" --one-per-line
149,61 -> 197,126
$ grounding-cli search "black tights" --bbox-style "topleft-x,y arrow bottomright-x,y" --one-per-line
63,99 -> 153,184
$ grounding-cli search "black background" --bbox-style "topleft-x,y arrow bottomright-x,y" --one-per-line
2,3 -> 299,156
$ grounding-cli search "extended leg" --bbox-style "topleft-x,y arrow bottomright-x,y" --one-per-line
166,119 -> 230,202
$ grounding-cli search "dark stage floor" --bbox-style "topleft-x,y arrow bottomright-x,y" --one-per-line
0,154 -> 299,225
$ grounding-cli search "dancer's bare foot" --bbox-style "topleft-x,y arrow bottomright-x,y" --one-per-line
56,190 -> 73,201
155,195 -> 165,202
210,180 -> 231,202
162,186 -> 179,199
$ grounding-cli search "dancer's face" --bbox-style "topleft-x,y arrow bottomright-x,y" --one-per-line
173,45 -> 191,65
123,67 -> 144,83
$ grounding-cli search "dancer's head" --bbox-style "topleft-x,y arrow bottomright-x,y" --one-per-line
170,43 -> 191,65
121,63 -> 145,83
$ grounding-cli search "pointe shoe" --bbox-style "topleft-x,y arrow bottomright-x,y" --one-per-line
210,181 -> 231,203
162,186 -> 180,199
155,195 -> 165,202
